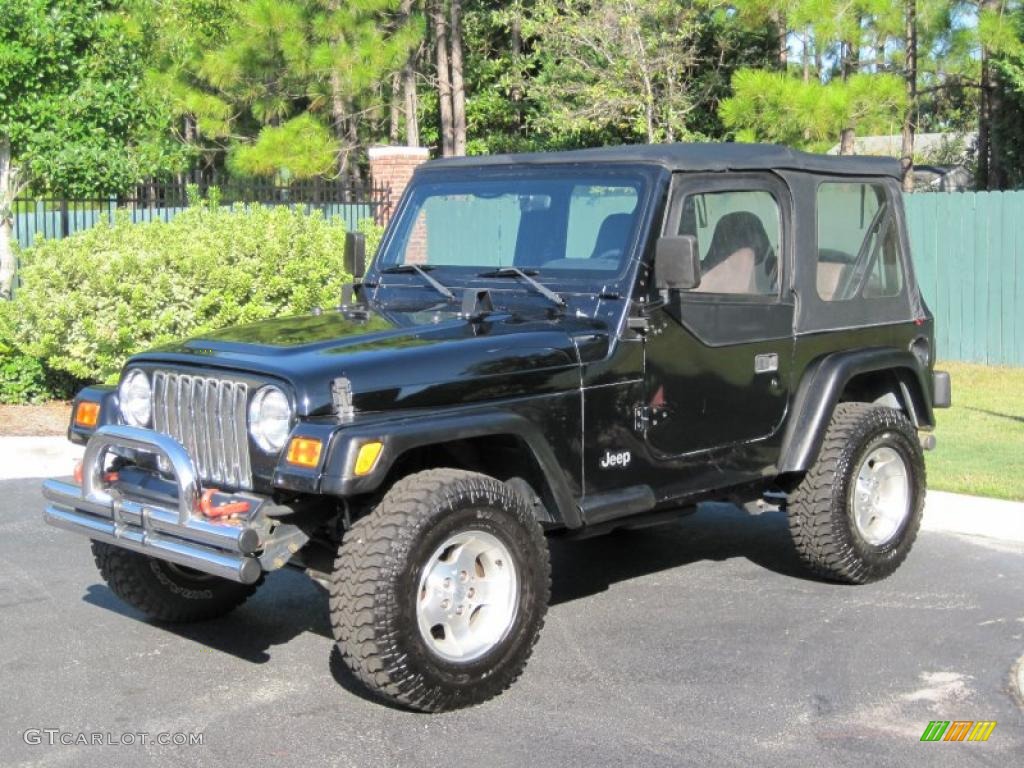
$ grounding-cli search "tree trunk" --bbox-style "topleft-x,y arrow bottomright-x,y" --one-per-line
988,79 -> 1004,189
840,42 -> 851,80
450,0 -> 467,155
400,0 -> 420,147
802,29 -> 811,83
978,0 -> 1003,190
977,63 -> 992,189
390,72 -> 402,144
433,1 -> 455,157
179,116 -> 196,186
900,0 -> 917,193
839,127 -> 856,155
840,19 -> 861,82
330,69 -> 349,178
0,136 -> 16,300
403,63 -> 420,147
770,9 -> 788,69
643,86 -> 656,144
511,12 -> 523,133
347,110 -> 363,187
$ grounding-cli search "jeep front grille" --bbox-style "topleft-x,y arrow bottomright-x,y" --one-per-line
151,371 -> 253,490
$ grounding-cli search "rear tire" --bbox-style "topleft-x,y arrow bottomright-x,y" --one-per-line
91,541 -> 258,622
331,468 -> 550,712
786,402 -> 925,584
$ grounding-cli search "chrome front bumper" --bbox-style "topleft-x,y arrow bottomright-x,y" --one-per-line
42,425 -> 268,584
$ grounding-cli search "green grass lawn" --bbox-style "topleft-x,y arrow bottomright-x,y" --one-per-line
926,361 -> 1024,501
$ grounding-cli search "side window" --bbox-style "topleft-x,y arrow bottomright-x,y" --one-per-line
677,190 -> 780,295
816,182 -> 904,301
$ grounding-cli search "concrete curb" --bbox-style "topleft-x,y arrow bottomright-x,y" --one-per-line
920,490 -> 1024,544
2,436 -> 1022,544
0,436 -> 82,480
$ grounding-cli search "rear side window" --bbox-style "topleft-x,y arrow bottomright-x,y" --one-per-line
677,189 -> 781,295
816,182 -> 904,301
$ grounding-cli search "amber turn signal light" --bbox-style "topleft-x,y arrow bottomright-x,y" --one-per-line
286,437 -> 323,468
74,401 -> 100,428
354,441 -> 383,476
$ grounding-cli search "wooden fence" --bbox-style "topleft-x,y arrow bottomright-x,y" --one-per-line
905,191 -> 1024,367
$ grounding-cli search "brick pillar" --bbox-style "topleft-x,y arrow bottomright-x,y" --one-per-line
368,146 -> 430,226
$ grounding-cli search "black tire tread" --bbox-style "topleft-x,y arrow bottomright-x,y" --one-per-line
330,468 -> 550,712
787,402 -> 925,584
92,541 -> 258,623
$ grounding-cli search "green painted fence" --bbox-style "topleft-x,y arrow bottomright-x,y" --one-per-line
905,191 -> 1024,367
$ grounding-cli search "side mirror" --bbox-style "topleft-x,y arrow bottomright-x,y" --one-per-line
344,231 -> 367,279
654,235 -> 701,291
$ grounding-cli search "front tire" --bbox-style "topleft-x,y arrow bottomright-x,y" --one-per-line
787,403 -> 926,584
91,541 -> 259,622
330,469 -> 550,712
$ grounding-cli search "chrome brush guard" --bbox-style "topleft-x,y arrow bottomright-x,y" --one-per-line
42,425 -> 280,584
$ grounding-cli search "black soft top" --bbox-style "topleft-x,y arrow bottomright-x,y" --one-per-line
426,142 -> 900,178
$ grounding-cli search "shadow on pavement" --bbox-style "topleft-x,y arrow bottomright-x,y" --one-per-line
549,503 -> 812,605
81,503 -> 814,683
83,567 -> 331,664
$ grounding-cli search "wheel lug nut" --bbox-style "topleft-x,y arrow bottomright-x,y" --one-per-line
443,578 -> 451,589
441,599 -> 450,610
455,605 -> 464,616
459,570 -> 468,582
467,587 -> 475,599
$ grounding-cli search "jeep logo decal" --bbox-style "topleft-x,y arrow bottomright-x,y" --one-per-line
600,450 -> 631,469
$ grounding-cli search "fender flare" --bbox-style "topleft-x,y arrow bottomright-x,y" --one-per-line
319,408 -> 583,528
778,347 -> 932,474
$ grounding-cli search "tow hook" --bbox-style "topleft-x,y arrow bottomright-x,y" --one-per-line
199,489 -> 252,519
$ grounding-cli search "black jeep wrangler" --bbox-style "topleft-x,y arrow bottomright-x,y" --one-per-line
44,144 -> 951,712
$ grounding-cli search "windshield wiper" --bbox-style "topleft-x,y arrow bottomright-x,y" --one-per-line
477,267 -> 566,308
380,263 -> 456,302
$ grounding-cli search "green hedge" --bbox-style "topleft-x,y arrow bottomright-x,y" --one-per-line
0,344 -> 50,405
2,202 -> 378,394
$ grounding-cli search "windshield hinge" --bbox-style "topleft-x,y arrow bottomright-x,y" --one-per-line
461,288 -> 494,321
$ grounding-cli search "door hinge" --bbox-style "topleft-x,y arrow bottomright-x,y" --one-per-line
634,405 -> 651,433
627,316 -> 649,334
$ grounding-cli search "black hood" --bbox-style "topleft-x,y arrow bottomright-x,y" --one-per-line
129,306 -> 608,417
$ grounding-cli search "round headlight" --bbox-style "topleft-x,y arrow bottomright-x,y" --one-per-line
249,386 -> 292,453
119,369 -> 152,426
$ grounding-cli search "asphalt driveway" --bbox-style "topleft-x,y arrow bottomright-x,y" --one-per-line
2,477 -> 1022,767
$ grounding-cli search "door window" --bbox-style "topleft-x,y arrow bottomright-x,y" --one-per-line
677,190 -> 781,295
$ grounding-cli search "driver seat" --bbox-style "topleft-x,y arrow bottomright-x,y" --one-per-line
589,213 -> 634,261
696,211 -> 775,294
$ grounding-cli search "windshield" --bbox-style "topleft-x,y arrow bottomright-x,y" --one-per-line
376,171 -> 647,278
